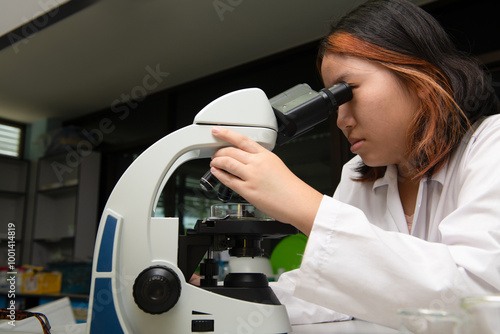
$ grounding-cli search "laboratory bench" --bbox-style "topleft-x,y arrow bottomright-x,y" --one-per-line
0,291 -> 89,323
293,320 -> 398,333
1,294 -> 399,333
12,320 -> 398,334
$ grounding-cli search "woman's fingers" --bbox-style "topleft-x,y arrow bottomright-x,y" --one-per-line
208,126 -> 321,235
210,157 -> 245,182
212,146 -> 251,165
189,274 -> 201,286
210,166 -> 243,190
212,127 -> 264,154
211,127 -> 267,180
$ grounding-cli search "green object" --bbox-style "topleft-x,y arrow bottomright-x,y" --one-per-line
270,233 -> 308,275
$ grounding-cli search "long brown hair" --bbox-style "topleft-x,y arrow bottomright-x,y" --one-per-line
318,0 -> 499,182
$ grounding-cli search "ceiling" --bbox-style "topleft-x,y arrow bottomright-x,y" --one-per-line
0,0 -> 434,124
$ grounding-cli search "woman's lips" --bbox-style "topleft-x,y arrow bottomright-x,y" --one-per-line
349,139 -> 365,153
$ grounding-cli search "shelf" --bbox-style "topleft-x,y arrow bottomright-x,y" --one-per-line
0,291 -> 89,300
37,154 -> 79,188
31,151 -> 101,265
0,192 -> 26,235
32,236 -> 74,243
0,237 -> 22,242
38,179 -> 79,191
31,239 -> 76,265
0,190 -> 26,197
0,156 -> 28,267
37,184 -> 78,196
0,157 -> 28,193
0,242 -> 22,267
34,190 -> 77,239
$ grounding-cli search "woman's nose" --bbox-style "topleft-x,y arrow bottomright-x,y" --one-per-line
336,104 -> 356,131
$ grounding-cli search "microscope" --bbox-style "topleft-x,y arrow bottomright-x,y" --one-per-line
86,82 -> 352,333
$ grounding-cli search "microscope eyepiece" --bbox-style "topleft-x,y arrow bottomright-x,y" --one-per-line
320,81 -> 353,110
271,81 -> 353,145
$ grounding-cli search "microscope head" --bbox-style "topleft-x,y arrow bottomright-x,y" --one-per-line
199,82 -> 353,202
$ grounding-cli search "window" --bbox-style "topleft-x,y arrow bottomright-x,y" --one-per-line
0,121 -> 24,158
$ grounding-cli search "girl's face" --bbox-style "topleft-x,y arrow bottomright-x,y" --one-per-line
321,53 -> 419,171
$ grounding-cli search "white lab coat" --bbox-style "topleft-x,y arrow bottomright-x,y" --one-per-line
271,114 -> 500,328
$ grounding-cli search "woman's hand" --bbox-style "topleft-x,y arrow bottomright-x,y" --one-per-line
189,274 -> 201,286
210,127 -> 323,235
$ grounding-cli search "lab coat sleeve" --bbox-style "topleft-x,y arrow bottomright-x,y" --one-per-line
293,197 -> 472,328
439,119 -> 500,290
269,270 -> 352,325
293,117 -> 500,329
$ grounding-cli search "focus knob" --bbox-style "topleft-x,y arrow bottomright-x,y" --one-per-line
133,266 -> 181,314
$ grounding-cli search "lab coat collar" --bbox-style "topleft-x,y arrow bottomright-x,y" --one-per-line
371,161 -> 448,191
368,161 -> 449,235
372,165 -> 397,190
428,161 -> 448,186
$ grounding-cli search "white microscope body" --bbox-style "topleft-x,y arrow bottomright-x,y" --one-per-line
85,81 -> 351,333
85,88 -> 291,333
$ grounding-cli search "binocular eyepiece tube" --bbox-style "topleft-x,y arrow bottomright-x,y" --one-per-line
271,81 -> 352,145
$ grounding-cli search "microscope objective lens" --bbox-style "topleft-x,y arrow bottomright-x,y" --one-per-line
200,170 -> 220,192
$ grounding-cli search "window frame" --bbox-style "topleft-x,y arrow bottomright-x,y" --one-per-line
0,118 -> 26,159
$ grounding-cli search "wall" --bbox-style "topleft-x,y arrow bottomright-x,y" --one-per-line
64,0 -> 500,221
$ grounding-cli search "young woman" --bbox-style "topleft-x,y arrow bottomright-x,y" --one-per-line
209,0 -> 500,328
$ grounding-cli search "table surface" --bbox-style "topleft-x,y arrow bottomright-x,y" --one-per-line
7,320 -> 397,333
292,320 -> 399,333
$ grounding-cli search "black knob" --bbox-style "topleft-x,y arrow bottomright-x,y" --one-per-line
200,170 -> 220,192
133,266 -> 181,314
